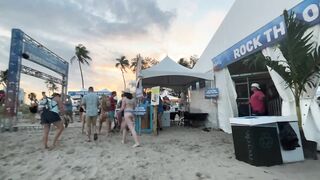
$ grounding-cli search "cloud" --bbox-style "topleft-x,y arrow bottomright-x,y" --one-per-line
0,0 -> 176,94
0,0 -> 176,41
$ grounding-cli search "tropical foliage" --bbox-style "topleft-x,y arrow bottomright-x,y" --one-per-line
0,69 -> 8,88
130,54 -> 159,72
115,56 -> 130,89
178,55 -> 199,68
70,44 -> 92,89
244,10 -> 320,127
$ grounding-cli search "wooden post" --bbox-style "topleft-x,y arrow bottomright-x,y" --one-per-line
153,105 -> 158,135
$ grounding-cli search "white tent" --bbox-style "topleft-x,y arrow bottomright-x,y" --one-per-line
139,56 -> 213,88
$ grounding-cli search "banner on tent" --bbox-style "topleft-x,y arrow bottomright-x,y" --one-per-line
68,91 -> 111,96
205,88 -> 219,99
212,0 -> 320,70
151,86 -> 160,105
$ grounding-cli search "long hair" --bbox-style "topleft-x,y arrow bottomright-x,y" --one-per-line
124,92 -> 133,99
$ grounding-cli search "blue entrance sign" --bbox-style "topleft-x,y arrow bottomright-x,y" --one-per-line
205,88 -> 219,99
23,41 -> 68,75
5,29 -> 69,121
212,0 -> 320,70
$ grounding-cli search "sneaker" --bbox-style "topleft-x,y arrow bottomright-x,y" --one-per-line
132,144 -> 140,148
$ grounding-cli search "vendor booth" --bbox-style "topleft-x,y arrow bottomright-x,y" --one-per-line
137,56 -> 213,132
192,0 -> 320,151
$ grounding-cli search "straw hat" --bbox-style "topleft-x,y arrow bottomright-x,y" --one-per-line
251,83 -> 261,89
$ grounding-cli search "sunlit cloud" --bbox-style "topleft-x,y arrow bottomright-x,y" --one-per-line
0,0 -> 234,98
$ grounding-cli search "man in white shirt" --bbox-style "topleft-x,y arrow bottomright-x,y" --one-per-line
82,87 -> 100,142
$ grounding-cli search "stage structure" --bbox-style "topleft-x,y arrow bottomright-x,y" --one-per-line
4,29 -> 69,124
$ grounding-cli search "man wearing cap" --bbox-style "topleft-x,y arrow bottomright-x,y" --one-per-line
249,83 -> 266,116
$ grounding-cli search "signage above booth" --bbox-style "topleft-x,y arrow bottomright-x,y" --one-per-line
205,88 -> 219,99
212,0 -> 320,70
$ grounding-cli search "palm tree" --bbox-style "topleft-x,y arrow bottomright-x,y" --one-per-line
144,57 -> 159,68
130,54 -> 147,73
245,10 -> 320,128
0,69 -> 8,88
189,55 -> 199,68
70,44 -> 92,89
178,58 -> 191,68
45,79 -> 59,96
115,56 -> 130,89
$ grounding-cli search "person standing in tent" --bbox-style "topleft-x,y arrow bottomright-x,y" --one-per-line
249,83 -> 266,116
82,87 -> 100,142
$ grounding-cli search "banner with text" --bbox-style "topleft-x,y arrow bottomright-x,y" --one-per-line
212,0 -> 320,70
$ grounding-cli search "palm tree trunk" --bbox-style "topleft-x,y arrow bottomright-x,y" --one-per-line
295,95 -> 302,128
78,60 -> 85,89
121,68 -> 126,89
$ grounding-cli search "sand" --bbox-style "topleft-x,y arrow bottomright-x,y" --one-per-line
0,119 -> 320,180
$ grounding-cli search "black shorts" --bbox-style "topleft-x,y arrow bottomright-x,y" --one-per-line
41,110 -> 61,124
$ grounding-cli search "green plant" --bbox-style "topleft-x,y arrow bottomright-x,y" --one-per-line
71,44 -> 92,89
115,56 -> 130,89
245,10 -> 320,128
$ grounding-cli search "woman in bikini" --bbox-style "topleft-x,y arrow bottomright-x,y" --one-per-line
120,90 -> 140,148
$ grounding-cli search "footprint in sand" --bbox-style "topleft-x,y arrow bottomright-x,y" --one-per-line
66,148 -> 75,154
72,166 -> 83,172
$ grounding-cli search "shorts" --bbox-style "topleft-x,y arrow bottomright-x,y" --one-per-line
86,116 -> 97,128
107,111 -> 115,121
41,110 -> 61,124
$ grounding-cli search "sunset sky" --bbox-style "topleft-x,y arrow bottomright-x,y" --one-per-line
0,0 -> 234,97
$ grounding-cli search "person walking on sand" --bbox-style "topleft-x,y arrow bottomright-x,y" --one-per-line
106,91 -> 117,133
28,93 -> 38,124
99,95 -> 108,134
120,89 -> 140,148
40,93 -> 64,149
82,87 -> 100,142
64,95 -> 73,123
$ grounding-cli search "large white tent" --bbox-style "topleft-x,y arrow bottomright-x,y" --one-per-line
139,56 -> 213,88
192,0 -> 320,148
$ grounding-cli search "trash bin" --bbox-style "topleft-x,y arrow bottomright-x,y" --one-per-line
230,116 -> 304,166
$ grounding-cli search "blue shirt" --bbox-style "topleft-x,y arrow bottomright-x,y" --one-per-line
82,92 -> 99,116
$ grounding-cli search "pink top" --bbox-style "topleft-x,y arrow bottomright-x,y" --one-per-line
249,90 -> 266,114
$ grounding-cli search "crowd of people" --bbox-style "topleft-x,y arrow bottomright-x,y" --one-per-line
28,87 -> 141,150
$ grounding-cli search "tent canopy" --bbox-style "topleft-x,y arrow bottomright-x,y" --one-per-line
139,56 -> 213,88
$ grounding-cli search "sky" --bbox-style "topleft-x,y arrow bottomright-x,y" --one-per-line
0,0 -> 234,98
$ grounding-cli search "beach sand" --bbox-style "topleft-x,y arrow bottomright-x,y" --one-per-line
0,120 -> 319,180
